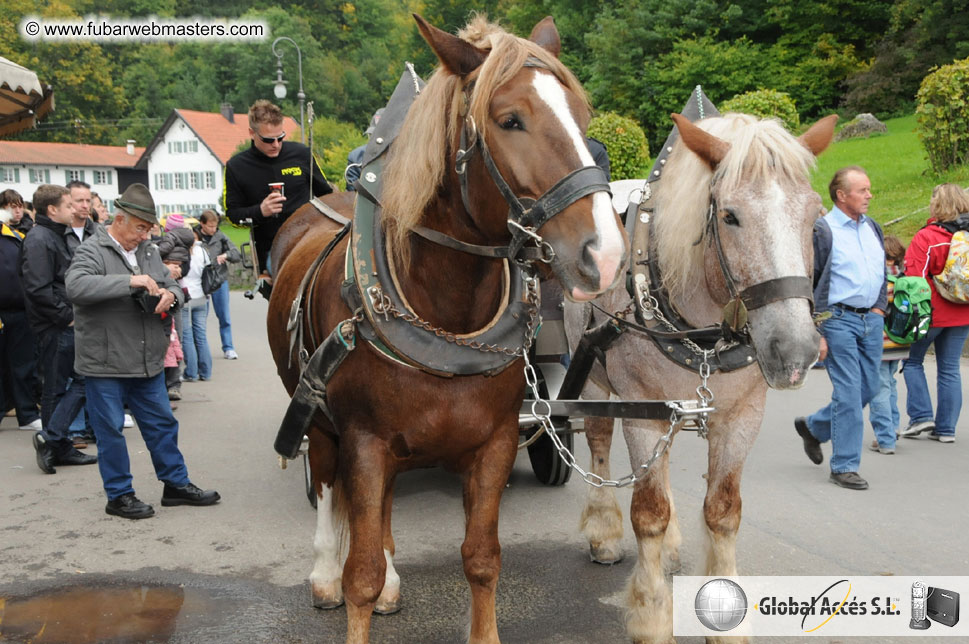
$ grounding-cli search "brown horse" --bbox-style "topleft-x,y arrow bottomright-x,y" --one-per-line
565,112 -> 837,643
267,15 -> 626,644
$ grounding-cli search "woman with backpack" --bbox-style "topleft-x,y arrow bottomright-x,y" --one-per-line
899,183 -> 969,443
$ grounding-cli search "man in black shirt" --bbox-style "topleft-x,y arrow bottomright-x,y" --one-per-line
223,100 -> 331,286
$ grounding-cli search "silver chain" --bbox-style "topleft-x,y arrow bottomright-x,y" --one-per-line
636,280 -> 710,358
521,350 -> 715,488
365,273 -> 540,357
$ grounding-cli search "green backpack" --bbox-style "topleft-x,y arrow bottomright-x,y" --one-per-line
884,275 -> 932,344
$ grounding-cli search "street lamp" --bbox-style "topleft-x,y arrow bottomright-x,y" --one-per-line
271,36 -> 305,144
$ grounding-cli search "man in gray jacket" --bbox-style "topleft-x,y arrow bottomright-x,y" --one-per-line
66,184 -> 220,519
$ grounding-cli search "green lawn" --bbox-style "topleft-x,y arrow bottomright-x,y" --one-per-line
810,114 -> 969,242
222,222 -> 250,250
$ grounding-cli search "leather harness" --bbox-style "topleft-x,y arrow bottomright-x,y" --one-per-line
274,61 -> 613,457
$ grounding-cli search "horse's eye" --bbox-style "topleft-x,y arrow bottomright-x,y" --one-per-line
722,210 -> 740,227
499,115 -> 523,130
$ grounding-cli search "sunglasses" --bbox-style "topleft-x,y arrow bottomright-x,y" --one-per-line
257,131 -> 286,144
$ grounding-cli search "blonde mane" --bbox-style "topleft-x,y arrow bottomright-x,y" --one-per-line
652,113 -> 817,299
381,16 -> 589,259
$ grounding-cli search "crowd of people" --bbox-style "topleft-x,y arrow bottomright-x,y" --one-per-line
0,180 -> 238,518
795,167 -> 969,490
0,99 -> 334,519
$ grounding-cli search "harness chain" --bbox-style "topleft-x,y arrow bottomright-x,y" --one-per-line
521,348 -> 714,487
365,273 -> 541,358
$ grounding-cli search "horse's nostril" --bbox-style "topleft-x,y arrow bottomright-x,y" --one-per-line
579,238 -> 599,280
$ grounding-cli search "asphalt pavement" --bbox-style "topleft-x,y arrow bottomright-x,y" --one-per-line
2,291 -> 968,643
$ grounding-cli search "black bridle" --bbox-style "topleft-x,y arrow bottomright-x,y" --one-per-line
412,64 -> 611,264
703,199 -> 814,333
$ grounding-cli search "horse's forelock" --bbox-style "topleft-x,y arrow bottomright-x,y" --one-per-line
654,113 -> 817,298
382,18 -> 588,264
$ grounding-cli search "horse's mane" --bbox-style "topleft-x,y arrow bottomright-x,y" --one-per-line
652,113 -> 817,299
381,15 -> 589,259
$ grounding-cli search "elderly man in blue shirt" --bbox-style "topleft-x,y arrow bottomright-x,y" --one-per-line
795,166 -> 887,490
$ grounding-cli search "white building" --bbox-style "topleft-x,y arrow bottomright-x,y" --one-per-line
136,106 -> 299,216
0,140 -> 145,211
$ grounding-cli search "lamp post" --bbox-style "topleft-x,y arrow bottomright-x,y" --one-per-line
271,36 -> 305,144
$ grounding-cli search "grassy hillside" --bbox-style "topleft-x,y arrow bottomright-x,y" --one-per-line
811,114 -> 969,242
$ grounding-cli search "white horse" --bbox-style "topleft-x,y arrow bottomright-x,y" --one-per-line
565,112 -> 837,643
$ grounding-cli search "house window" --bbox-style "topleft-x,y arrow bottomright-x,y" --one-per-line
189,141 -> 198,153
205,171 -> 215,189
174,173 -> 184,190
29,168 -> 51,184
93,170 -> 111,185
67,169 -> 85,183
189,172 -> 200,190
154,173 -> 173,190
0,167 -> 19,182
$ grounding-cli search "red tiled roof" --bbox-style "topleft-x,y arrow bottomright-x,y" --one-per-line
0,140 -> 144,167
176,109 -> 300,164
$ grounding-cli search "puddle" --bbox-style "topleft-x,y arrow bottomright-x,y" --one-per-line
0,583 -> 228,643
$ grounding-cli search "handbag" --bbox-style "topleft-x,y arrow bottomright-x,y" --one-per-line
201,261 -> 228,295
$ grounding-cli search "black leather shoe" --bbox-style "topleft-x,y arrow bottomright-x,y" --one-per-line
33,432 -> 56,474
161,483 -> 221,507
794,417 -> 823,465
106,493 -> 155,519
829,471 -> 869,490
55,447 -> 97,466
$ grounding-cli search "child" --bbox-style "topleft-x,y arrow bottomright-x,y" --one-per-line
164,320 -> 184,409
868,235 -> 908,454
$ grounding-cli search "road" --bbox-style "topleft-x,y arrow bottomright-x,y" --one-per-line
2,291 -> 967,643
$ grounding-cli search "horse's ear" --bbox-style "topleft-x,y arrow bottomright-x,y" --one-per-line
671,113 -> 729,170
413,14 -> 487,77
798,114 -> 839,157
528,16 -> 561,58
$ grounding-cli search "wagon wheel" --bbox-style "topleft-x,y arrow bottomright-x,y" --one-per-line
524,366 -> 573,486
303,451 -> 317,509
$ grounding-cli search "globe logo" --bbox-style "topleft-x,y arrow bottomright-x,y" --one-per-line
695,578 -> 748,631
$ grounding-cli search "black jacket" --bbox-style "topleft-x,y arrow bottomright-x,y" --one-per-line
64,216 -> 98,257
20,213 -> 75,334
0,224 -> 26,311
223,140 -> 332,250
12,216 -> 33,235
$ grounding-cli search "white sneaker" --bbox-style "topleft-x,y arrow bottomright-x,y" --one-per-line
224,349 -> 239,360
900,420 -> 935,438
19,418 -> 43,431
928,433 -> 955,443
123,414 -> 135,428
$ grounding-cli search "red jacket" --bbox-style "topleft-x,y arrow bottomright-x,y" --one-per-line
904,220 -> 969,327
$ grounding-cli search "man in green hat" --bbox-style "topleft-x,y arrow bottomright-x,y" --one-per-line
66,183 -> 221,520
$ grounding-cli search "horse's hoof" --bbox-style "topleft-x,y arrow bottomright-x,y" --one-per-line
373,598 -> 401,615
590,543 -> 624,565
312,597 -> 345,610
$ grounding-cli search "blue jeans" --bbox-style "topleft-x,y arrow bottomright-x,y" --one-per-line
807,309 -> 883,473
181,298 -> 212,380
85,373 -> 190,500
210,280 -> 234,353
868,360 -> 900,448
902,325 -> 969,436
37,327 -> 86,455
